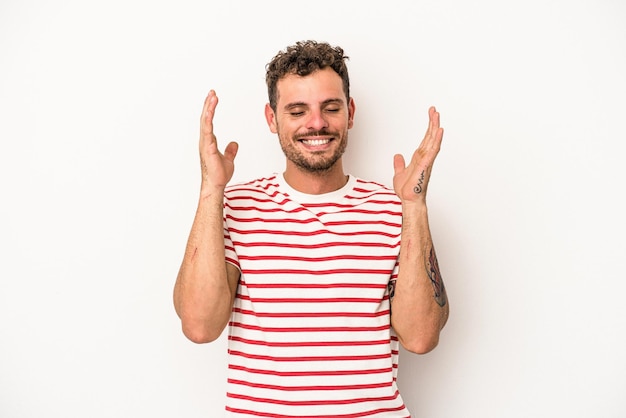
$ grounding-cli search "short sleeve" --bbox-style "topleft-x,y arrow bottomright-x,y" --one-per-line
223,213 -> 240,270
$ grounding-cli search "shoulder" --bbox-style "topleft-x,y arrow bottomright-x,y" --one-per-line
349,177 -> 400,204
224,174 -> 280,198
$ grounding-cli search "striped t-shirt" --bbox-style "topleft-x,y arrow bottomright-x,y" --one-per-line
223,173 -> 410,417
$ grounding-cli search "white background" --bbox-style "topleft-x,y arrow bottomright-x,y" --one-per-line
1,0 -> 625,417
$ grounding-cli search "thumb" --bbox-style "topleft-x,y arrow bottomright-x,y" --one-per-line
393,154 -> 406,176
224,141 -> 239,162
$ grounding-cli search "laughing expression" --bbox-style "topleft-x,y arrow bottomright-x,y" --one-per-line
265,67 -> 355,174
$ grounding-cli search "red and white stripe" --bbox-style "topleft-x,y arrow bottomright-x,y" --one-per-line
223,174 -> 410,417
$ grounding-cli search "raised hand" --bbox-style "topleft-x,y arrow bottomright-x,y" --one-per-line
392,106 -> 444,203
199,90 -> 239,192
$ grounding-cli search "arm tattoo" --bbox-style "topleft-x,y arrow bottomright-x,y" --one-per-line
388,279 -> 396,315
413,170 -> 425,194
427,247 -> 448,307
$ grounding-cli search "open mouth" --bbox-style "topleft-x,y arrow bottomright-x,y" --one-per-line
300,138 -> 332,146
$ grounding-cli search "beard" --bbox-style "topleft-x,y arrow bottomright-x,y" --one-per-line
278,128 -> 348,173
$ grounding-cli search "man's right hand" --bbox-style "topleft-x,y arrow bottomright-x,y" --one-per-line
199,90 -> 239,194
174,90 -> 241,343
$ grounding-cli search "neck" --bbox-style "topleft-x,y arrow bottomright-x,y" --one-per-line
283,161 -> 348,195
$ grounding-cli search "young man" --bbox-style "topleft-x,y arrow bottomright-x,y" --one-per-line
174,40 -> 449,417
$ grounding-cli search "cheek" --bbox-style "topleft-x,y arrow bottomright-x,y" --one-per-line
276,120 -> 300,138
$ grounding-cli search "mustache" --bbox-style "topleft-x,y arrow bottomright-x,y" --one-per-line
294,129 -> 337,140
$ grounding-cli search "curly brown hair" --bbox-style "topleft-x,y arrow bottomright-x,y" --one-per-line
265,40 -> 350,111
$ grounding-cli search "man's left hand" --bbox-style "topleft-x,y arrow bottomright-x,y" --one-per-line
392,106 -> 444,203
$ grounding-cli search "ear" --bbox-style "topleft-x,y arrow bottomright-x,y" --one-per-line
348,97 -> 356,129
265,103 -> 278,133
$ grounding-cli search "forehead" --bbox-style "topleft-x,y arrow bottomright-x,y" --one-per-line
276,67 -> 346,107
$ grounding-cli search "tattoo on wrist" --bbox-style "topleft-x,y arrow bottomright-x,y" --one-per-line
413,170 -> 425,194
427,247 -> 447,307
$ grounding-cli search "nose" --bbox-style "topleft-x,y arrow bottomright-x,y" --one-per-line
305,109 -> 328,131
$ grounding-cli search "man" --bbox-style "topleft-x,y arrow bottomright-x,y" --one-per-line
174,40 -> 449,417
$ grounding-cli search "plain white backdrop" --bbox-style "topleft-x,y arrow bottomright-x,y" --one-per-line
1,0 -> 625,416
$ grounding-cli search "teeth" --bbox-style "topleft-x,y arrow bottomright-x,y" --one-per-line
302,139 -> 330,146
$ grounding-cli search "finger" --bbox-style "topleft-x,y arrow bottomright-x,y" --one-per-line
417,107 -> 435,151
393,154 -> 406,176
432,109 -> 443,149
224,141 -> 239,162
428,106 -> 439,139
436,127 -> 444,145
201,90 -> 219,137
424,106 -> 443,150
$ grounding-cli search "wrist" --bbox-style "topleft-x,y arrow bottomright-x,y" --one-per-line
401,198 -> 427,211
199,182 -> 226,201
401,200 -> 428,219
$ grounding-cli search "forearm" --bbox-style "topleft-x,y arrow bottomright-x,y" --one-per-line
173,188 -> 237,343
391,202 -> 449,354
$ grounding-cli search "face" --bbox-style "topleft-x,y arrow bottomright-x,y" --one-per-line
265,67 -> 355,174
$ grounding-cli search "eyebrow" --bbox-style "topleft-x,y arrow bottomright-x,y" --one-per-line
283,98 -> 345,110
